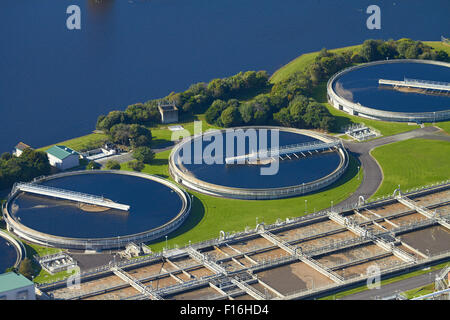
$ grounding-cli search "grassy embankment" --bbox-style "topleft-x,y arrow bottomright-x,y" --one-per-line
370,138 -> 450,199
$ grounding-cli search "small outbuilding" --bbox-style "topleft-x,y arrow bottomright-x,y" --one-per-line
158,101 -> 179,124
46,145 -> 80,171
13,142 -> 32,157
0,272 -> 36,300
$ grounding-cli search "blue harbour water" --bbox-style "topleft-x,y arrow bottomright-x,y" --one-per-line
333,62 -> 450,113
10,173 -> 184,238
1,0 -> 449,152
0,237 -> 17,272
178,130 -> 342,189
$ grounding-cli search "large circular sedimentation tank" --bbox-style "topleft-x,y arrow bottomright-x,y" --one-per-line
327,59 -> 450,122
169,126 -> 348,200
0,234 -> 20,272
3,171 -> 191,250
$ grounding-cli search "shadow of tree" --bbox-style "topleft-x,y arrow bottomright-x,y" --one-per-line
21,242 -> 43,277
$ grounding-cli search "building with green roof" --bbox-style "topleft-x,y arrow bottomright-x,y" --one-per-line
0,272 -> 35,300
46,145 -> 80,170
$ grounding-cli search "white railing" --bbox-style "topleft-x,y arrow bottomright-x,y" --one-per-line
224,140 -> 340,164
15,182 -> 130,211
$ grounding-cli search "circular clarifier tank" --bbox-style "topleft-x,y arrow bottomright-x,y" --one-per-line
0,236 -> 19,272
169,126 -> 348,200
4,171 -> 191,250
328,59 -> 450,122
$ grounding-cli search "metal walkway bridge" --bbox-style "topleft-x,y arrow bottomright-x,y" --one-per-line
225,140 -> 341,164
111,266 -> 163,300
379,77 -> 450,92
14,182 -> 130,211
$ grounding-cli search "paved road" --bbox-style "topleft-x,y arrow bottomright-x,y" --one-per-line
339,267 -> 445,300
334,126 -> 445,210
96,142 -> 176,167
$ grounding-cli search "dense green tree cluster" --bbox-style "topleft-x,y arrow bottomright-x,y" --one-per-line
86,160 -> 100,170
0,149 -> 51,189
95,38 -> 448,138
128,159 -> 145,172
359,39 -> 449,62
18,258 -> 34,280
133,146 -> 154,164
105,160 -> 121,170
273,96 -> 334,130
109,123 -> 152,148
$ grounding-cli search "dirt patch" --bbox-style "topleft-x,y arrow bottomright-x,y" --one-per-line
228,236 -> 273,254
387,212 -> 428,226
369,202 -> 412,217
84,285 -> 139,300
256,261 -> 334,295
274,220 -> 342,242
187,267 -> 215,279
169,285 -> 222,300
127,262 -> 165,279
335,255 -> 403,279
412,189 -> 450,207
247,248 -> 290,263
399,225 -> 450,255
316,244 -> 388,268
294,230 -> 358,252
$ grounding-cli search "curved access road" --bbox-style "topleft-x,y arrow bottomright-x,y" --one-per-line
334,126 -> 447,210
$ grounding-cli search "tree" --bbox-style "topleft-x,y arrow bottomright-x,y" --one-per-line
18,258 -> 34,280
105,160 -> 121,170
86,161 -> 100,170
359,39 -> 383,62
128,160 -> 145,172
133,146 -> 154,164
205,99 -> 227,124
96,110 -> 127,132
220,106 -> 242,127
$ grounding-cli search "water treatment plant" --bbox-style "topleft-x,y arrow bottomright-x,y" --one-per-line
1,3 -> 450,304
328,59 -> 450,122
169,127 -> 348,200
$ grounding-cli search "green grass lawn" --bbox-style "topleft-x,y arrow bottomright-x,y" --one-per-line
150,115 -> 220,149
121,153 -> 362,253
370,138 -> 450,199
403,283 -> 436,299
435,121 -> 450,135
37,133 -> 109,152
270,44 -> 363,83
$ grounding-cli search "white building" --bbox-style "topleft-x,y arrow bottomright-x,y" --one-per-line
46,145 -> 80,170
13,142 -> 31,157
0,272 -> 36,300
